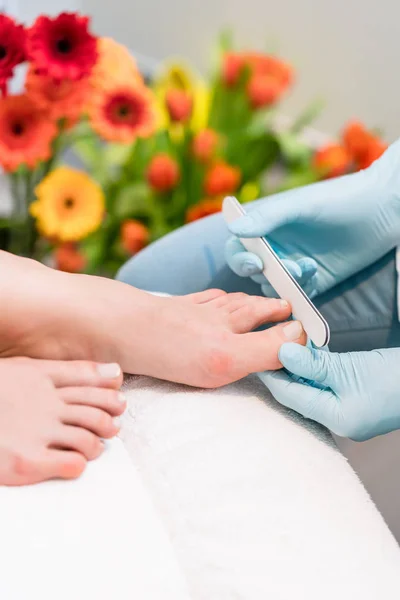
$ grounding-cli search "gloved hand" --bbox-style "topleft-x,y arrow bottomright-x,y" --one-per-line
260,344 -> 400,441
226,140 -> 400,298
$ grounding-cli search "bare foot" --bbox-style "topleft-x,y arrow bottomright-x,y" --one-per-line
0,356 -> 125,486
0,252 -> 306,388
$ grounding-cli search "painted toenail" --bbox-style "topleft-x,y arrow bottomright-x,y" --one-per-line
113,417 -> 121,429
118,392 -> 127,403
97,363 -> 121,378
283,321 -> 303,340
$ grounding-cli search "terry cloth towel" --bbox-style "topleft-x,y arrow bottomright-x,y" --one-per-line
0,436 -> 191,600
120,373 -> 400,600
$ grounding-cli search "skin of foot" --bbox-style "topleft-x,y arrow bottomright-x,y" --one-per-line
0,252 -> 307,389
0,356 -> 125,486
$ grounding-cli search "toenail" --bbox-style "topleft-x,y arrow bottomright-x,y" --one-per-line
283,321 -> 303,340
113,417 -> 121,429
97,363 -> 121,379
118,392 -> 127,403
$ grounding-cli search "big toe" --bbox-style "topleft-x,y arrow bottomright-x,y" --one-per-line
25,359 -> 123,390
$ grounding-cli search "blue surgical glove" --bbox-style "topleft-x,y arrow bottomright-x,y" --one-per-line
260,344 -> 400,441
226,140 -> 400,298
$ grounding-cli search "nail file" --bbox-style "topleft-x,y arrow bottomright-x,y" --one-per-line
222,196 -> 330,348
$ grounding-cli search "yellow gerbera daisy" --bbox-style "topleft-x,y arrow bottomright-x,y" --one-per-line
30,167 -> 105,242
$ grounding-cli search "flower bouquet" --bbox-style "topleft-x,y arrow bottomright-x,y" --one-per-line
0,12 -> 388,276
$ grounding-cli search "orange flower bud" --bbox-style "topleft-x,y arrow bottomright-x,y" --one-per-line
165,88 -> 193,123
313,144 -> 352,179
55,243 -> 86,273
243,52 -> 293,88
247,74 -> 282,109
342,121 -> 371,161
186,198 -> 223,222
357,138 -> 388,170
192,129 -> 219,163
121,219 -> 149,255
222,52 -> 244,87
147,153 -> 180,192
204,161 -> 241,196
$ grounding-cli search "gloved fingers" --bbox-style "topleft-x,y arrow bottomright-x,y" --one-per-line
260,282 -> 279,299
258,369 -> 337,427
278,343 -> 337,388
228,193 -> 305,238
225,237 -> 263,277
296,257 -> 318,285
259,258 -> 315,299
302,274 -> 319,299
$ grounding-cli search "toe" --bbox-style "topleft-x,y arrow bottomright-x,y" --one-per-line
52,426 -> 105,461
183,289 -> 227,304
30,359 -> 123,390
62,405 -> 120,439
228,296 -> 292,333
2,450 -> 87,485
59,386 -> 126,417
236,320 -> 307,372
44,450 -> 87,480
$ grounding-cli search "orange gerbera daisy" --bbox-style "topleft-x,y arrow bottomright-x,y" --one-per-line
0,94 -> 57,172
186,198 -> 223,222
31,166 -> 105,242
25,65 -> 90,124
88,83 -> 156,143
90,37 -> 143,90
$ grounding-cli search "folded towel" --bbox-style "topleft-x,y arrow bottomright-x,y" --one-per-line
121,374 -> 400,600
0,437 -> 191,600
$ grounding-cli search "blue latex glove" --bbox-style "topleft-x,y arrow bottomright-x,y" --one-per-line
260,344 -> 400,441
226,140 -> 400,298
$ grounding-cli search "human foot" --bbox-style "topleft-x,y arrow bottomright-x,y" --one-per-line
0,253 -> 306,388
122,289 -> 307,387
0,356 -> 125,486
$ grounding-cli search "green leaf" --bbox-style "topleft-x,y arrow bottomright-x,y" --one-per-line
226,132 -> 279,181
103,143 -> 135,168
290,98 -> 325,134
73,136 -> 102,171
218,29 -> 234,53
275,168 -> 318,192
277,131 -> 312,166
113,182 -> 151,219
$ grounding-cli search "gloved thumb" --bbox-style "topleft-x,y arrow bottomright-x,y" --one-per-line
228,192 -> 303,238
279,343 -> 335,387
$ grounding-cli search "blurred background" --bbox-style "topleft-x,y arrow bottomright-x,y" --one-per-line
5,0 -> 400,542
17,0 -> 399,140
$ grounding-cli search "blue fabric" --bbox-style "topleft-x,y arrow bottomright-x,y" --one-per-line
117,210 -> 400,353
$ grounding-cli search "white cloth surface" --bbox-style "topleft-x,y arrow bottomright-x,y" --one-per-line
0,437 -> 191,600
121,374 -> 400,600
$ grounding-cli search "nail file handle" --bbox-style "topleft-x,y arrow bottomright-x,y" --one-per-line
223,196 -> 330,348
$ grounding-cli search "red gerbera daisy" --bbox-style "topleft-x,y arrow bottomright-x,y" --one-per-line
27,12 -> 97,81
88,83 -> 156,143
0,14 -> 26,95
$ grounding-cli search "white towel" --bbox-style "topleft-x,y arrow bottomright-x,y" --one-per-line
121,374 -> 400,600
0,437 -> 191,600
